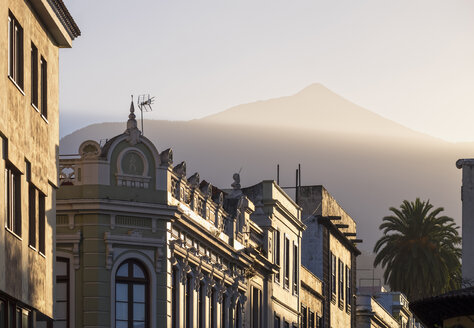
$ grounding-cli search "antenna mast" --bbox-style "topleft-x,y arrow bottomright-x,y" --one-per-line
137,94 -> 156,135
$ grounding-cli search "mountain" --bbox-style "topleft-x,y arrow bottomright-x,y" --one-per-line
201,83 -> 434,140
60,84 -> 471,264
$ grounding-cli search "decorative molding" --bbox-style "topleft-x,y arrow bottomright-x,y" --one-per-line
56,232 -> 82,269
68,213 -> 74,229
104,231 -> 165,271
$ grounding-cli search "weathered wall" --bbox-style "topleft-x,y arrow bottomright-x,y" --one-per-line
300,266 -> 323,318
458,161 -> 474,282
329,233 -> 352,328
0,0 -> 61,318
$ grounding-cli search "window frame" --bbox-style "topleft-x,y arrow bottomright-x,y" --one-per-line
40,56 -> 47,119
8,11 -> 24,91
301,305 -> 307,328
31,43 -> 38,109
274,229 -> 281,283
5,164 -> 22,237
115,259 -> 149,328
330,252 -> 336,302
292,242 -> 298,295
38,192 -> 46,255
274,313 -> 280,328
308,311 -> 315,328
28,183 -> 36,249
338,259 -> 344,308
346,265 -> 351,312
284,235 -> 290,289
55,257 -> 70,328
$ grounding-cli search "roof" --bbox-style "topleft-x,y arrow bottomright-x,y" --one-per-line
48,0 -> 81,38
410,287 -> 474,327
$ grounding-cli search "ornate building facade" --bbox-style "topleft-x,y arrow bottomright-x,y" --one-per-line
0,0 -> 79,326
55,104 -> 308,327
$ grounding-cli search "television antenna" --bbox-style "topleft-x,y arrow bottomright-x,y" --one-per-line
137,94 -> 156,135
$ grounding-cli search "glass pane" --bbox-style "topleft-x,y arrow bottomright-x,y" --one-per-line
117,263 -> 129,277
116,302 -> 128,320
55,322 -> 67,328
16,309 -> 21,328
133,285 -> 145,302
0,300 -> 4,327
116,283 -> 128,301
57,282 -> 67,301
133,303 -> 145,321
116,320 -> 128,328
55,302 -> 67,320
133,321 -> 145,328
57,260 -> 68,276
22,311 -> 28,328
133,264 -> 145,278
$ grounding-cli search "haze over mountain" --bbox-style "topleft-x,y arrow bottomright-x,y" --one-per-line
61,83 -> 472,264
201,83 -> 433,140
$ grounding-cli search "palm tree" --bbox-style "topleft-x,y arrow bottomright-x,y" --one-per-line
373,198 -> 461,301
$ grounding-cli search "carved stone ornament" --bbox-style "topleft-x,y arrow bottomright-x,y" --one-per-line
188,172 -> 200,187
160,148 -> 173,166
219,192 -> 224,205
79,140 -> 100,159
173,161 -> 187,177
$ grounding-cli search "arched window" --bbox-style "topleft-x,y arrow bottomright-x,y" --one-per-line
115,259 -> 148,328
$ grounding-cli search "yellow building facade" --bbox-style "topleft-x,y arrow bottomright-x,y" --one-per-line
0,0 -> 79,325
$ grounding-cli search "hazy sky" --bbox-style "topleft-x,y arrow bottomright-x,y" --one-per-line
60,0 -> 474,141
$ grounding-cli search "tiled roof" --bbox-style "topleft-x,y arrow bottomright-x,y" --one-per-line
48,0 -> 81,39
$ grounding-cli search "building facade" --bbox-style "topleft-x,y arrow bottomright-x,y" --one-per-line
55,105 -> 306,328
455,159 -> 474,283
0,0 -> 79,326
355,295 -> 399,328
297,185 -> 360,328
357,287 -> 421,328
300,266 -> 324,328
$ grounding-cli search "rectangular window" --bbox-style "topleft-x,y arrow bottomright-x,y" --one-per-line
252,287 -> 261,328
40,57 -> 47,118
199,281 -> 204,328
2,137 -> 7,160
31,43 -> 38,108
330,252 -> 336,301
301,305 -> 307,328
55,257 -> 69,328
284,321 -> 289,328
210,286 -> 215,328
221,292 -> 227,328
38,193 -> 45,254
0,299 -> 5,328
171,268 -> 177,328
316,314 -> 321,328
338,259 -> 344,307
274,314 -> 280,328
185,275 -> 191,328
28,184 -> 36,248
308,311 -> 315,328
274,229 -> 280,283
293,242 -> 298,294
8,11 -> 24,89
346,265 -> 351,312
284,235 -> 290,289
5,165 -> 21,236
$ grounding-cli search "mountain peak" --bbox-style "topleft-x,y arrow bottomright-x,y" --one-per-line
200,83 -> 428,139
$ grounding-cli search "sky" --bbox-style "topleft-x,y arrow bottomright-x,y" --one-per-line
60,0 -> 474,142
